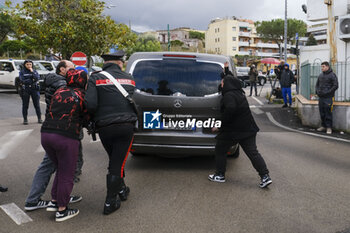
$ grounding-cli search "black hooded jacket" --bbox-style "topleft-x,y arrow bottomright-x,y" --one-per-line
44,73 -> 66,114
216,75 -> 259,140
41,70 -> 88,140
315,68 -> 338,98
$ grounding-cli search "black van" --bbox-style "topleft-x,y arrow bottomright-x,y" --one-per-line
126,52 -> 239,157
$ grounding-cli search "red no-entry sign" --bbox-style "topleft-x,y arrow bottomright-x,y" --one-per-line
71,52 -> 87,66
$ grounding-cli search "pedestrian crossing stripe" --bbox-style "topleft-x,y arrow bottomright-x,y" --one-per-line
0,129 -> 33,159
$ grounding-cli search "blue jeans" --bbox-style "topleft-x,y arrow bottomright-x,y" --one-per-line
25,141 -> 83,204
25,153 -> 56,204
282,87 -> 292,105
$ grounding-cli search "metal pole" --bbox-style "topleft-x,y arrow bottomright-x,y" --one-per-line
167,24 -> 171,51
284,0 -> 288,61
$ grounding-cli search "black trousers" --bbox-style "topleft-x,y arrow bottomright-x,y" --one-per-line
318,97 -> 334,128
75,141 -> 84,175
215,134 -> 269,177
22,89 -> 41,120
250,81 -> 257,96
98,124 -> 134,177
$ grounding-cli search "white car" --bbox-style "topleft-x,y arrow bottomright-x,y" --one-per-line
0,59 -> 50,92
38,60 -> 60,72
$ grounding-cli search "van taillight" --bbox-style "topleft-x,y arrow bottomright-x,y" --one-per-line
163,54 -> 197,58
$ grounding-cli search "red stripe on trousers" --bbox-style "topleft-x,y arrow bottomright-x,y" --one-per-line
121,136 -> 134,177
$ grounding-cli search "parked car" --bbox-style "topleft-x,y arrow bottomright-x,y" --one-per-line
237,66 -> 266,86
125,52 -> 239,157
38,60 -> 60,72
0,59 -> 50,92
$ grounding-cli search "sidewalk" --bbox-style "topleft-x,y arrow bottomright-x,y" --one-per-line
268,104 -> 350,141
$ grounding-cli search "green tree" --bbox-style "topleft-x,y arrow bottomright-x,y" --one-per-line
255,19 -> 307,56
0,11 -> 15,44
9,0 -> 136,59
170,40 -> 184,47
306,34 -> 317,46
0,39 -> 31,56
128,35 -> 161,56
189,31 -> 205,40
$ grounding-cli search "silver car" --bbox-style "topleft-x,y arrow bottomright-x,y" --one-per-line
126,52 -> 239,157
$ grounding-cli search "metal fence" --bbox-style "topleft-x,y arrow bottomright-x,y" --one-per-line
300,62 -> 350,101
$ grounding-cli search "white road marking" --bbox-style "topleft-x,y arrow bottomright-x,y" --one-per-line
0,129 -> 33,159
249,105 -> 257,109
35,145 -> 45,153
266,112 -> 350,143
252,96 -> 264,106
40,101 -> 46,105
0,203 -> 33,225
251,108 -> 264,115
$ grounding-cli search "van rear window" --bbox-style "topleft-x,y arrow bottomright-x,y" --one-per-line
132,59 -> 222,96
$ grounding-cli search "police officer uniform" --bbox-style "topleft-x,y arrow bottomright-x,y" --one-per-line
85,51 -> 137,215
19,60 -> 42,124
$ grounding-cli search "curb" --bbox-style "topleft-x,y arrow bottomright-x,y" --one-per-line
266,112 -> 350,143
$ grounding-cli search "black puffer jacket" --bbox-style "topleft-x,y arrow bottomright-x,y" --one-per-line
280,69 -> 294,88
41,69 -> 88,140
316,68 -> 338,98
44,73 -> 66,114
85,63 -> 137,128
216,75 -> 259,140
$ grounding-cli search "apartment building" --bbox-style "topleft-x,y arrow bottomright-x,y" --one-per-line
205,17 -> 288,58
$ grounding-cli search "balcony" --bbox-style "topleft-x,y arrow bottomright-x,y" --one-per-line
238,51 -> 250,56
239,32 -> 251,37
238,41 -> 250,47
256,43 -> 279,49
314,34 -> 327,41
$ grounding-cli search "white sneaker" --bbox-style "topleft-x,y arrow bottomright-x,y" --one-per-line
326,128 -> 332,134
317,127 -> 326,132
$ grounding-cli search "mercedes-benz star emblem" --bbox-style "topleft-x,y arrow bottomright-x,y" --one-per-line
174,99 -> 182,108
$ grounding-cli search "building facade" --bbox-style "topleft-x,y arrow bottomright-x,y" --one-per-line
205,17 -> 290,58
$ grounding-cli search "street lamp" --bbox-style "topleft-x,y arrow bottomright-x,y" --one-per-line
284,0 -> 288,61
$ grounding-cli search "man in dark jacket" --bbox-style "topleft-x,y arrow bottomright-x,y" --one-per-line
85,50 -> 137,215
19,60 -> 42,124
280,63 -> 294,108
315,61 -> 338,134
248,64 -> 258,96
209,75 -> 272,188
25,60 -> 82,211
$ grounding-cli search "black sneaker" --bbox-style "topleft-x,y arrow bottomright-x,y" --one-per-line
208,173 -> 226,183
55,208 -> 79,222
282,104 -> 288,108
38,119 -> 43,124
46,201 -> 58,212
259,174 -> 272,188
23,119 -> 28,125
47,196 -> 82,212
119,186 -> 130,201
25,199 -> 49,211
69,195 -> 82,203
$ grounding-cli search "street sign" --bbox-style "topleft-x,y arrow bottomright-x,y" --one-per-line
71,52 -> 87,66
295,33 -> 299,40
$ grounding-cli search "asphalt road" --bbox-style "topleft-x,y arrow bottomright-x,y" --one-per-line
0,87 -> 349,233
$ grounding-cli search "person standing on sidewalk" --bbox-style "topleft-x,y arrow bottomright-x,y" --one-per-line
315,61 -> 338,134
19,60 -> 42,124
85,51 -> 137,215
25,60 -> 82,212
41,69 -> 88,222
280,63 -> 294,108
208,74 -> 272,188
248,64 -> 258,96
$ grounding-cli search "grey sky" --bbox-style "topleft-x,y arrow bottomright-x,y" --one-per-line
103,0 -> 307,32
5,0 -> 308,32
